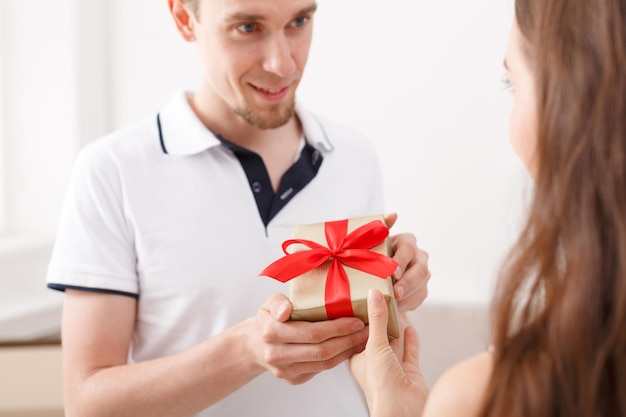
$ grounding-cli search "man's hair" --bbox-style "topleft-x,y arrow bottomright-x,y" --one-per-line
479,0 -> 626,416
185,0 -> 200,18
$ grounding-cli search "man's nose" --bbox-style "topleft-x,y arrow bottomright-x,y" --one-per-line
262,34 -> 296,77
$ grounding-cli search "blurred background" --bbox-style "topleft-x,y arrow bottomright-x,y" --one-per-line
0,0 -> 530,414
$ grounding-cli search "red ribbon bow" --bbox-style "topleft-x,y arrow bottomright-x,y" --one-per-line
260,219 -> 398,319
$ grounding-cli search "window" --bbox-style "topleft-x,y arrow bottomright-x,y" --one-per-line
0,0 -> 110,343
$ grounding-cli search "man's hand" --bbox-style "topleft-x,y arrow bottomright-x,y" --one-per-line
385,213 -> 431,312
249,293 -> 369,385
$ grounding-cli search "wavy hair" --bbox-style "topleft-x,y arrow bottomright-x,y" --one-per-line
479,0 -> 626,416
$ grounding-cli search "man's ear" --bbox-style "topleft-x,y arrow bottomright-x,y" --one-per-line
168,0 -> 196,42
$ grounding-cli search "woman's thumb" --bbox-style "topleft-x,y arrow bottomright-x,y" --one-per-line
366,288 -> 390,349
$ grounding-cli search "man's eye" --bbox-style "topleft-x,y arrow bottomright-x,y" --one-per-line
237,23 -> 257,33
291,17 -> 308,28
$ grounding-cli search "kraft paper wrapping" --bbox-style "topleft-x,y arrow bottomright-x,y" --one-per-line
289,215 -> 400,338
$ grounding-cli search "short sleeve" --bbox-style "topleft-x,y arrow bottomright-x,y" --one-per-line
46,143 -> 139,296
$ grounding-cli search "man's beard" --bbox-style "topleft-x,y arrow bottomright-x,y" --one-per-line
234,101 -> 296,130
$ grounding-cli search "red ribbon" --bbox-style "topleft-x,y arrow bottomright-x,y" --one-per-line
260,219 -> 398,319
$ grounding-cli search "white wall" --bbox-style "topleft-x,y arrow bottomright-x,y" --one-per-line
0,0 -> 109,340
300,0 -> 531,306
0,0 -> 110,237
106,0 -> 531,307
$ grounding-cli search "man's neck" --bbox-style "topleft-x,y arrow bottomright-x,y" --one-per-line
188,88 -> 304,191
188,88 -> 302,152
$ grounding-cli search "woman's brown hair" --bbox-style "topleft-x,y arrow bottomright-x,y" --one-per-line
479,0 -> 626,416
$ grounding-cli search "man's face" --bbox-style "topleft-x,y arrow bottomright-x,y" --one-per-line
191,0 -> 317,129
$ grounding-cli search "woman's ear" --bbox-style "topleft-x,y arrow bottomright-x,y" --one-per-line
168,0 -> 196,42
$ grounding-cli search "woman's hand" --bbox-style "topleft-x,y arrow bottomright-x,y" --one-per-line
349,289 -> 429,417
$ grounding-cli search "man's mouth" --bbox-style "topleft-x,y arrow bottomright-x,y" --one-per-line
253,85 -> 287,94
250,84 -> 290,101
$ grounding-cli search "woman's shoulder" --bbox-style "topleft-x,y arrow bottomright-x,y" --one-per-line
422,351 -> 493,417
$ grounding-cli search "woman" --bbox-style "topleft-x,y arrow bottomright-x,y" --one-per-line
350,0 -> 626,416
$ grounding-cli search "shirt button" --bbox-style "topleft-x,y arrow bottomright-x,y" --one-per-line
280,187 -> 294,200
252,181 -> 262,193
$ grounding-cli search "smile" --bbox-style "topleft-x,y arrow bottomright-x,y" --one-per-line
251,84 -> 290,101
253,85 -> 288,94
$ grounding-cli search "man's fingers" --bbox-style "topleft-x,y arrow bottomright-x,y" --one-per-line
258,294 -> 366,345
261,293 -> 293,322
389,233 -> 418,279
417,248 -> 429,264
384,212 -> 398,229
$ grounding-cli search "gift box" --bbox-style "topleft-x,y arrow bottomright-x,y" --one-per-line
260,214 -> 400,338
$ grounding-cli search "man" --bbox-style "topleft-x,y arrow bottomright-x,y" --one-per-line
46,0 -> 430,416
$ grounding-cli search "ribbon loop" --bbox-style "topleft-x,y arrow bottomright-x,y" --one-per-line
260,219 -> 398,319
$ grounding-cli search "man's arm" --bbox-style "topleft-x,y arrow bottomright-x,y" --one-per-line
62,290 -> 369,417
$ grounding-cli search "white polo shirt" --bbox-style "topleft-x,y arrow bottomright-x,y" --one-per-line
47,91 -> 385,417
